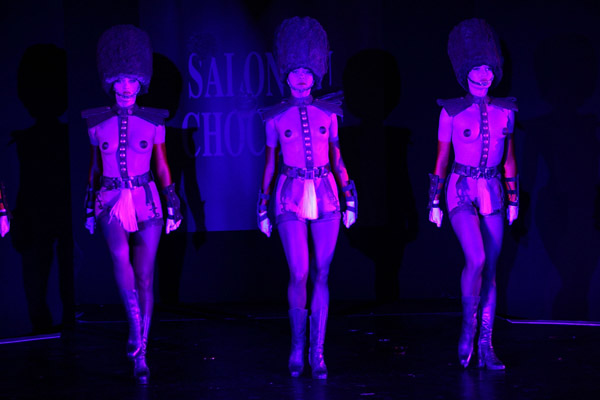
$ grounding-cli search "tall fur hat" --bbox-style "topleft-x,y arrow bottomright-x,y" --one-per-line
275,16 -> 329,89
448,18 -> 503,91
97,24 -> 153,94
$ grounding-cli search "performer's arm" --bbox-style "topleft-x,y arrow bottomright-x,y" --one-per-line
153,125 -> 182,233
258,119 -> 279,237
503,112 -> 518,225
429,109 -> 452,228
328,114 -> 356,228
85,137 -> 102,234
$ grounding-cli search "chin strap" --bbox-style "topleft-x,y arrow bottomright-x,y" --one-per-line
504,175 -> 519,206
428,173 -> 445,209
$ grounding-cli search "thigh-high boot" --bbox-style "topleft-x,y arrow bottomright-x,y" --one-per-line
120,289 -> 143,360
134,315 -> 151,384
288,308 -> 308,377
309,308 -> 328,379
458,296 -> 479,368
477,299 -> 505,370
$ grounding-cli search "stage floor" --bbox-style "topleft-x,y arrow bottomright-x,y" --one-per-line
1,301 -> 598,399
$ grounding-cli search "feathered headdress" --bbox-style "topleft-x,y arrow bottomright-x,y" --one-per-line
97,24 -> 153,94
448,18 -> 503,91
275,16 -> 329,89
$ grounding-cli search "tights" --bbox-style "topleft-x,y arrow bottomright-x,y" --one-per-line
100,218 -> 161,319
278,219 -> 340,312
450,212 -> 503,312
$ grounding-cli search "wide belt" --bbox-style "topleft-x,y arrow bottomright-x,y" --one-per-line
282,164 -> 331,180
452,162 -> 500,180
101,171 -> 153,190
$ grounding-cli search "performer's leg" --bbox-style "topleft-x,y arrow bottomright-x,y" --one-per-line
478,213 -> 505,369
100,219 -> 134,290
279,220 -> 309,309
279,219 -> 309,377
130,224 -> 162,384
99,218 -> 143,378
307,218 -> 340,379
450,211 -> 485,368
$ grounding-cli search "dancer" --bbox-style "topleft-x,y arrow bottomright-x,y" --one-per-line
82,25 -> 182,384
429,18 -> 518,370
258,17 -> 357,379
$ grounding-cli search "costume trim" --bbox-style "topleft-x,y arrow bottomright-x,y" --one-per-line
437,95 -> 518,117
259,91 -> 343,122
81,104 -> 168,129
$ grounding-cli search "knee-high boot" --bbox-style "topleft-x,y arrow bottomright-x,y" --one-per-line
458,296 -> 479,368
309,308 -> 328,379
134,315 -> 151,384
477,300 -> 505,370
288,308 -> 308,377
119,290 -> 142,360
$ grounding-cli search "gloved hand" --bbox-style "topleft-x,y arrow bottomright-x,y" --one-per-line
507,205 -> 518,225
429,200 -> 443,228
0,215 -> 9,237
85,208 -> 95,234
163,183 -> 183,234
166,207 -> 182,234
343,201 -> 356,228
258,212 -> 272,237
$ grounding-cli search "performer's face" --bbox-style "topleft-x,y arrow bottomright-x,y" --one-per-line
113,77 -> 141,105
467,65 -> 494,91
287,68 -> 314,92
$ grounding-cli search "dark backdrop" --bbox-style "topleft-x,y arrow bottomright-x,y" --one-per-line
1,0 -> 600,337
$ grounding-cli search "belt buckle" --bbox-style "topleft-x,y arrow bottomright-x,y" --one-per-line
305,169 -> 315,180
472,168 -> 483,179
123,179 -> 133,189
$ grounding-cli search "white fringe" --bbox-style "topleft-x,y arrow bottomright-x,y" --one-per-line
297,179 -> 318,220
477,179 -> 492,215
109,188 -> 139,232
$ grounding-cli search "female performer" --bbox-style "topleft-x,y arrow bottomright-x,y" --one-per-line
82,25 -> 182,384
429,18 -> 519,370
258,17 -> 357,379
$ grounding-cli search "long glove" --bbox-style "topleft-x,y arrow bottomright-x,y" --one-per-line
163,183 -> 183,234
428,174 -> 445,228
257,191 -> 272,237
505,176 -> 519,226
84,185 -> 96,234
342,180 -> 357,229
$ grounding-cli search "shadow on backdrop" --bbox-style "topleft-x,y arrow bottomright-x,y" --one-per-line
138,53 -> 205,306
340,49 -> 418,304
10,43 -> 75,333
521,34 -> 600,320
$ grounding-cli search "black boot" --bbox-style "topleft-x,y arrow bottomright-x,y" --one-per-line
119,290 -> 142,360
134,315 -> 151,384
288,308 -> 307,377
309,308 -> 328,379
458,296 -> 479,368
477,303 -> 505,370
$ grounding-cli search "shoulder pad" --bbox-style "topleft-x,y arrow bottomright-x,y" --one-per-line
81,106 -> 114,128
313,91 -> 344,117
258,100 -> 293,122
490,97 -> 518,112
133,107 -> 169,126
436,97 -> 471,117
